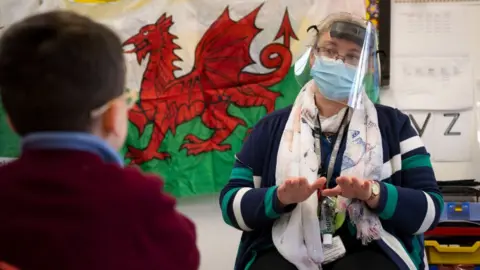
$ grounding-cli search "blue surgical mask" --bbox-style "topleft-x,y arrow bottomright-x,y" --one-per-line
310,57 -> 357,102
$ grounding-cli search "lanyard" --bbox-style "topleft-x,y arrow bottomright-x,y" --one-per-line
316,108 -> 350,183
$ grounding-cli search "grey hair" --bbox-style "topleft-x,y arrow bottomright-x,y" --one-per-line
309,12 -> 368,48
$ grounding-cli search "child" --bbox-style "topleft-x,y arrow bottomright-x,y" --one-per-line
0,11 -> 199,270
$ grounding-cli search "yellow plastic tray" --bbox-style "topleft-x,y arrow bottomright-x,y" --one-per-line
425,240 -> 480,264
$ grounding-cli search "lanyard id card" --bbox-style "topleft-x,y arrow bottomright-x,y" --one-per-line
319,197 -> 336,246
317,109 -> 350,248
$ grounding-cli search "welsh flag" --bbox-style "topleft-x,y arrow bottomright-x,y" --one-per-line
0,0 -> 376,197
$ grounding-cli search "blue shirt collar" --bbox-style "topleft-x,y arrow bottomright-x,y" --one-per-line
21,132 -> 124,166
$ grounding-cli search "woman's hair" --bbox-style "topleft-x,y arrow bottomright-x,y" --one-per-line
308,12 -> 368,49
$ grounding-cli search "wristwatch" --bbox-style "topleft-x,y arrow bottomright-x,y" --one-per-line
367,180 -> 380,201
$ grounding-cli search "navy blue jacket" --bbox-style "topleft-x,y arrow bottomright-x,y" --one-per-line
220,104 -> 444,270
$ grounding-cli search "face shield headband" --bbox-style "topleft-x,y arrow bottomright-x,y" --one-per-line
294,20 -> 380,107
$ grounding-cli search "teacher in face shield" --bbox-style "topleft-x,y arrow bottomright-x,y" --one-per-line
220,12 -> 443,270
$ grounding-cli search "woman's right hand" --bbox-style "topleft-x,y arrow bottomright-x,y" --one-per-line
277,177 -> 326,206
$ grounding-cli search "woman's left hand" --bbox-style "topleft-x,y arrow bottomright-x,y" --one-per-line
322,176 -> 372,201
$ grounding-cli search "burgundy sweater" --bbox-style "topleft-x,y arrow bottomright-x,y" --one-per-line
0,150 -> 200,270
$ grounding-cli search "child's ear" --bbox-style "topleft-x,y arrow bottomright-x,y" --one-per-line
6,116 -> 16,133
101,99 -> 125,136
101,105 -> 116,136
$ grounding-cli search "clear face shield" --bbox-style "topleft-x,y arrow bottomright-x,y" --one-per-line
294,18 -> 381,108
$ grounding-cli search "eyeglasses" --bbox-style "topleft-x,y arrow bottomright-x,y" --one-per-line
90,88 -> 138,118
314,46 -> 360,66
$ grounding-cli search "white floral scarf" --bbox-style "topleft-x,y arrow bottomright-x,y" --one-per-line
272,80 -> 383,270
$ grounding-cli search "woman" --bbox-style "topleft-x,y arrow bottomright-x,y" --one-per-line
219,13 -> 443,270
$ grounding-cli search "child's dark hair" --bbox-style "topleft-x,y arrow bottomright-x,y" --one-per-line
0,11 -> 125,136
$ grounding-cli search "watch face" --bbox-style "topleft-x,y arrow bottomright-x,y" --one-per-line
372,182 -> 380,195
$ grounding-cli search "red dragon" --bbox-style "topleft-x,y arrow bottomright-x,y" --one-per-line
123,4 -> 298,164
